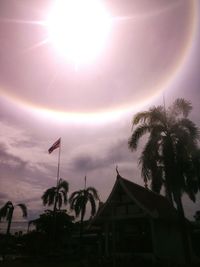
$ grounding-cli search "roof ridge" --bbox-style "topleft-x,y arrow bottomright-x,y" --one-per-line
90,173 -> 178,225
118,176 -> 158,218
119,175 -> 171,202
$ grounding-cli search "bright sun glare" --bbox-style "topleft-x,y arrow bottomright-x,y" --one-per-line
46,0 -> 112,66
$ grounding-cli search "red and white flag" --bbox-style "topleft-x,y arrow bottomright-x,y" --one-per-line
48,138 -> 61,154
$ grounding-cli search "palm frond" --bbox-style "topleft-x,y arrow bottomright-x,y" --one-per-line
69,191 -> 81,204
87,187 -> 99,200
88,193 -> 96,216
130,97 -> 199,208
17,203 -> 27,217
133,111 -> 151,125
148,106 -> 165,124
70,186 -> 99,221
128,124 -> 151,150
41,187 -> 56,206
174,118 -> 200,141
58,179 -> 69,192
60,189 -> 68,205
170,98 -> 192,118
0,201 -> 13,219
139,136 -> 163,193
57,193 -> 62,209
140,162 -> 151,183
74,204 -> 81,217
133,106 -> 164,124
150,167 -> 163,193
74,196 -> 86,218
80,204 -> 86,222
191,150 -> 200,187
69,195 -> 79,211
184,185 -> 196,202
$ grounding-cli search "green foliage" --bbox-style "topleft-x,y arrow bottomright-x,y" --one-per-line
69,187 -> 99,222
129,98 -> 200,264
0,201 -> 27,235
128,98 -> 200,203
69,185 -> 99,254
26,210 -> 74,257
30,209 -> 74,235
41,178 -> 69,211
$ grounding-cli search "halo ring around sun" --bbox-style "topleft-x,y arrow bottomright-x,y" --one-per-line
0,0 -> 198,124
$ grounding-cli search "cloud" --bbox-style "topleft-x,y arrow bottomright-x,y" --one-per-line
68,137 -> 141,196
70,138 -> 136,171
0,142 -> 28,178
0,192 -> 10,205
0,141 -> 53,215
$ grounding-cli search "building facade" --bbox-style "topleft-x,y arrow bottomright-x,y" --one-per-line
91,173 -> 188,264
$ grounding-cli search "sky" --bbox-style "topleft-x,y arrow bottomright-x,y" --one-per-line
0,0 -> 200,228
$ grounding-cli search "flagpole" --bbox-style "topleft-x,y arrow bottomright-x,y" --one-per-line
84,175 -> 86,190
48,137 -> 62,242
56,138 -> 61,187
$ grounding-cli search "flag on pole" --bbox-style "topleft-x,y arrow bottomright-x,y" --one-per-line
48,138 -> 61,154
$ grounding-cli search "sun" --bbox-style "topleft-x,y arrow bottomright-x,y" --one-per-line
46,0 -> 112,66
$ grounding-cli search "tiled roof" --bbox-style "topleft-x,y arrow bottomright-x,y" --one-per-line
118,175 -> 178,221
93,174 -> 179,222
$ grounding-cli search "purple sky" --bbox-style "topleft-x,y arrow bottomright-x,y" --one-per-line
0,0 -> 200,224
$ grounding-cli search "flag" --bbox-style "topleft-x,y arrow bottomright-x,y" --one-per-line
48,138 -> 61,154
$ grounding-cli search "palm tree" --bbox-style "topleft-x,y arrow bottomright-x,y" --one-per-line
0,201 -> 27,235
42,178 -> 69,212
69,185 -> 99,242
128,98 -> 200,263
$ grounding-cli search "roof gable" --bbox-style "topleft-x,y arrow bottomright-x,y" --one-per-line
95,174 -> 178,221
118,176 -> 178,220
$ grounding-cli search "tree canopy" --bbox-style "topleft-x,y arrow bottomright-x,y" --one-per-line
69,186 -> 99,222
42,178 -> 69,211
0,201 -> 27,235
128,98 -> 200,204
128,98 -> 200,264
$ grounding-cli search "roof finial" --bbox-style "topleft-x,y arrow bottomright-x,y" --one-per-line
116,165 -> 119,174
84,175 -> 87,190
116,165 -> 121,179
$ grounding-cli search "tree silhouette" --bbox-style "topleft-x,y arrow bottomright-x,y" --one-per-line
0,201 -> 27,235
69,185 -> 99,244
128,98 -> 200,264
42,178 -> 69,212
30,209 -> 74,236
129,98 -> 200,202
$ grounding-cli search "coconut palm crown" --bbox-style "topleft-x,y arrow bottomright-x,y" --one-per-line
128,98 -> 200,204
69,186 -> 99,222
128,98 -> 200,264
42,178 -> 69,211
69,185 -> 99,246
0,201 -> 27,235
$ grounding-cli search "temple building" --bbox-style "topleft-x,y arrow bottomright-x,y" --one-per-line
90,173 -> 193,264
